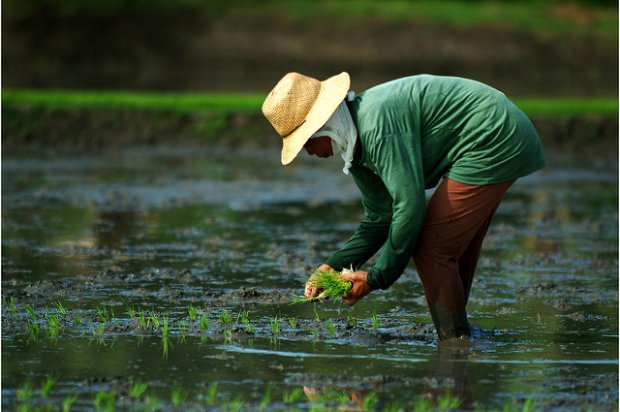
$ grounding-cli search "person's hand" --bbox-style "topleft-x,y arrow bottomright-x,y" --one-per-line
341,271 -> 373,306
304,264 -> 333,298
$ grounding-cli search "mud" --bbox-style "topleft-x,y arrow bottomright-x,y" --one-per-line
2,146 -> 618,411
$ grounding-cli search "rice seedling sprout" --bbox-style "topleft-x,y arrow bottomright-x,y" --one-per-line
259,386 -> 271,411
206,382 -> 218,406
371,311 -> 381,328
283,387 -> 303,403
27,321 -> 39,342
94,390 -> 115,412
188,305 -> 199,321
6,297 -> 16,314
241,309 -> 255,333
129,382 -> 148,398
288,317 -> 298,328
171,387 -> 186,406
291,268 -> 352,304
96,307 -> 109,323
56,300 -> 67,316
40,376 -> 56,397
435,390 -> 462,411
46,313 -> 61,339
225,395 -> 244,412
269,316 -> 280,334
199,313 -> 209,330
218,309 -> 232,325
138,311 -> 147,328
62,394 -> 78,412
325,319 -> 336,337
362,391 -> 378,411
25,304 -> 37,319
126,305 -> 136,319
149,312 -> 161,329
17,380 -> 33,401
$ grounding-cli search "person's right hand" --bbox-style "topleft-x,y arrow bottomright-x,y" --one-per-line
304,263 -> 333,298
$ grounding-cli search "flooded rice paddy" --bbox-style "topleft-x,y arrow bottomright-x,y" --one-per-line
2,146 -> 618,411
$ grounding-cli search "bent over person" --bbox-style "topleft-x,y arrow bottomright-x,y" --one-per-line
262,72 -> 545,342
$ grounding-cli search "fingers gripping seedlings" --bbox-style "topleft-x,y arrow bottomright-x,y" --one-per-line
292,268 -> 353,304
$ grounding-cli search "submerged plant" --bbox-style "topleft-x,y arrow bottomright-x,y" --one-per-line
291,268 -> 352,304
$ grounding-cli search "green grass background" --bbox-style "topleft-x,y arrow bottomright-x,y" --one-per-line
4,89 -> 617,118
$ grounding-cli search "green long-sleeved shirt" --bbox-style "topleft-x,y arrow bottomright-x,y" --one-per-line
324,75 -> 546,290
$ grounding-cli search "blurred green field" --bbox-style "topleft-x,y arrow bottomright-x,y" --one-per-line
6,0 -> 616,36
3,89 -> 617,118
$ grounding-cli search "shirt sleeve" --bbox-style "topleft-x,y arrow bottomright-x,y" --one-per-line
324,165 -> 393,275
365,132 -> 427,290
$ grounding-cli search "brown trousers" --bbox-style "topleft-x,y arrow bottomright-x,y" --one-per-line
413,178 -> 514,340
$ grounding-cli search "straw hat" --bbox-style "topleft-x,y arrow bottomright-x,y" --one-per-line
262,72 -> 350,165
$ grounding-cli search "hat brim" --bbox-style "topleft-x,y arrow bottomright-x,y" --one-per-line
281,72 -> 350,165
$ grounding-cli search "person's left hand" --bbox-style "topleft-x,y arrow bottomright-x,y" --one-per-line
341,271 -> 373,306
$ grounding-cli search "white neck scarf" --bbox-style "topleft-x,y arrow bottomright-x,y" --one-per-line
310,91 -> 357,175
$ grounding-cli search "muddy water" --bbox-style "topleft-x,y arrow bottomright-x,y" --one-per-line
2,146 -> 617,411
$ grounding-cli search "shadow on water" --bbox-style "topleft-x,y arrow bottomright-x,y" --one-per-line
1,146 -> 618,410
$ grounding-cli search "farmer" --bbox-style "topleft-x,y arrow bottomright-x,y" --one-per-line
262,72 -> 545,341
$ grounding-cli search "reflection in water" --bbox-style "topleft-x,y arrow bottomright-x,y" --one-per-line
301,342 -> 473,411
425,341 -> 473,409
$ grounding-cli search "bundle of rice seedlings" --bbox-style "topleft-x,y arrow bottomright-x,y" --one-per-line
291,268 -> 353,305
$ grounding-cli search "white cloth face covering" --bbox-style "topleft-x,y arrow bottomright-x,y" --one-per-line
309,92 -> 358,175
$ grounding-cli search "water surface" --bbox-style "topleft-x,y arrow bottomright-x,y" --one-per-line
2,146 -> 617,411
